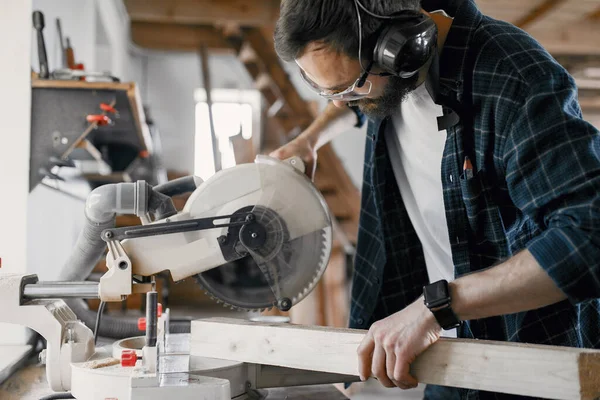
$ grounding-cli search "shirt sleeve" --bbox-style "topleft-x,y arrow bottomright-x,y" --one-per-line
503,72 -> 600,304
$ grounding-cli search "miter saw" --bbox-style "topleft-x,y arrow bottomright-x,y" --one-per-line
0,156 -> 355,399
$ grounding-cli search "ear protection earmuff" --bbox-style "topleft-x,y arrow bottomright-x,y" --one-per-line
372,13 -> 438,78
353,0 -> 438,79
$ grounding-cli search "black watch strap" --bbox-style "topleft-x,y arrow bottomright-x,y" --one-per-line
431,305 -> 461,330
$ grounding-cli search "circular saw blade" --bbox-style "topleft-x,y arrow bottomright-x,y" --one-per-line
195,226 -> 330,311
194,156 -> 333,311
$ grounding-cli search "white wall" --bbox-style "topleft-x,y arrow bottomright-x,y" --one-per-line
0,0 -> 32,344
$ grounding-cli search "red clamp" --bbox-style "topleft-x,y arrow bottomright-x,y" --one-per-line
137,317 -> 146,331
157,303 -> 163,318
121,349 -> 138,367
100,103 -> 118,114
86,114 -> 111,126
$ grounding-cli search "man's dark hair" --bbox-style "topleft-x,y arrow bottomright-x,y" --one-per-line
274,0 -> 422,62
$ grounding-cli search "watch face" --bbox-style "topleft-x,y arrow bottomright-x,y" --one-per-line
424,280 -> 450,308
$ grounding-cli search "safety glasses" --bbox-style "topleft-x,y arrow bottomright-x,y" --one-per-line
298,64 -> 373,101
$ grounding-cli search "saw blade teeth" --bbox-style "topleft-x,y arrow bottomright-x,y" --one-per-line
196,223 -> 331,312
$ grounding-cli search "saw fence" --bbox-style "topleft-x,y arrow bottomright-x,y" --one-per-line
191,318 -> 600,400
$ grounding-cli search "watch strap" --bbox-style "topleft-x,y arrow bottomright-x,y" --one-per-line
431,304 -> 461,330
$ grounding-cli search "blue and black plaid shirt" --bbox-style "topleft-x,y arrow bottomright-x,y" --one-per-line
349,1 -> 600,398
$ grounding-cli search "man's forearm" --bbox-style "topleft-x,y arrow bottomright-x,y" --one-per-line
450,250 -> 567,321
300,102 -> 357,151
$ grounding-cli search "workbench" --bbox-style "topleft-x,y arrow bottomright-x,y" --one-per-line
0,361 -> 347,400
0,334 -> 348,400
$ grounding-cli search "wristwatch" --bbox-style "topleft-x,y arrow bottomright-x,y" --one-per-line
423,280 -> 461,330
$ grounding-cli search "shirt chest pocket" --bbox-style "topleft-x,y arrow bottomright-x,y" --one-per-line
460,169 -> 510,261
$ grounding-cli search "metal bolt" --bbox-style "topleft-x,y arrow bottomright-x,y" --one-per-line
121,295 -> 128,301
277,297 -> 292,312
118,261 -> 128,270
61,137 -> 68,145
251,232 -> 258,239
217,235 -> 227,245
38,349 -> 47,365
245,214 -> 255,222
104,231 -> 113,239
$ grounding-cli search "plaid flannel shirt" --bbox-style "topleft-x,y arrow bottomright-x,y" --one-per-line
349,1 -> 600,398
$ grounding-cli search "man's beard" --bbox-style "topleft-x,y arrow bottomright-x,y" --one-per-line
348,74 -> 419,119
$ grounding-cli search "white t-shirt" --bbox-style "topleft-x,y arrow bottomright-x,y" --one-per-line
384,83 -> 456,336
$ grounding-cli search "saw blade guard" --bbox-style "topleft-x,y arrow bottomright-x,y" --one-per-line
187,155 -> 333,310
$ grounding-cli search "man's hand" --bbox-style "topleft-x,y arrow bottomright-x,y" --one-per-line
269,136 -> 318,180
357,298 -> 441,389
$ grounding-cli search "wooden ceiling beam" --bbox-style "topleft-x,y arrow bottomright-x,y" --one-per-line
130,22 -> 231,51
588,6 -> 600,21
515,0 -> 567,29
579,96 -> 600,111
124,0 -> 280,26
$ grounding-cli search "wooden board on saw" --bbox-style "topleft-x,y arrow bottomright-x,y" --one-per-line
191,318 -> 600,400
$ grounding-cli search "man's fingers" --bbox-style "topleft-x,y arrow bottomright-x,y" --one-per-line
372,346 -> 395,388
393,355 -> 419,389
385,347 -> 398,387
356,333 -> 375,381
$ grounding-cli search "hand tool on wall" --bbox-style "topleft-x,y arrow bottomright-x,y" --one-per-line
65,37 -> 76,70
56,18 -> 67,69
32,11 -> 49,79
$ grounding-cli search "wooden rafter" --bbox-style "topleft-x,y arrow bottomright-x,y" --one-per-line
514,0 -> 568,29
589,6 -> 600,21
130,22 -> 230,51
124,0 -> 279,26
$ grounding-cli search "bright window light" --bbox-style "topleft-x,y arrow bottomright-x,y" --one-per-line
194,102 -> 254,181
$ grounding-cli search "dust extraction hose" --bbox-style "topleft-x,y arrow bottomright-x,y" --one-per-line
59,181 -> 188,338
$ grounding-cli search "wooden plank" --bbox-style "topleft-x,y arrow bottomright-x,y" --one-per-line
124,0 -> 280,26
130,22 -> 230,51
514,0 -> 568,28
32,79 -> 134,91
191,318 -> 600,400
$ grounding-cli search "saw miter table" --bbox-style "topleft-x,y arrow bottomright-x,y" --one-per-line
2,156 -> 600,400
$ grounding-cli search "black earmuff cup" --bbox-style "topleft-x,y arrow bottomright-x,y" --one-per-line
372,14 -> 438,78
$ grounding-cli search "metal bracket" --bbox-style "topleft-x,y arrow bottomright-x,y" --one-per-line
99,240 -> 133,301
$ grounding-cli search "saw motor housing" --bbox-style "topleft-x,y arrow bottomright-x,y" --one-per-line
99,155 -> 333,311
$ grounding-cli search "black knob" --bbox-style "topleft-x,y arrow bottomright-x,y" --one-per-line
32,11 -> 45,30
